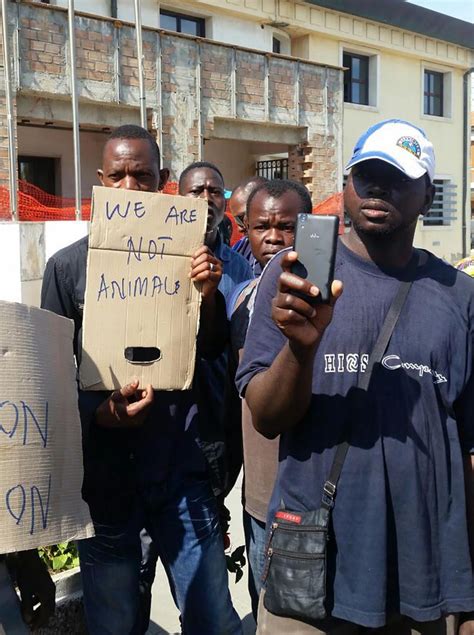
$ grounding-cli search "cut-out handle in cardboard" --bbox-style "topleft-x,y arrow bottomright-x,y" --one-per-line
124,346 -> 162,364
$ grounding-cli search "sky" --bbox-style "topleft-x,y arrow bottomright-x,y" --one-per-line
407,0 -> 474,23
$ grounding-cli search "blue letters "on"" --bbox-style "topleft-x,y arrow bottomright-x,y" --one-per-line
6,474 -> 52,535
0,400 -> 48,448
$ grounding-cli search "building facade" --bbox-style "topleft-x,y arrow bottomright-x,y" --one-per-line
0,0 -> 472,307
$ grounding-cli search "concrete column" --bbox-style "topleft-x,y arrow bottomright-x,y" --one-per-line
20,222 -> 45,307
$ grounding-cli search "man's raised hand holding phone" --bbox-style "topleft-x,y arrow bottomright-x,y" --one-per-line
272,249 -> 343,351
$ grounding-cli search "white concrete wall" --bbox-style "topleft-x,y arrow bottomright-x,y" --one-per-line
0,222 -> 88,307
17,127 -> 108,199
118,0 -> 160,28
45,221 -> 89,261
53,0 -> 110,19
0,224 -> 21,303
207,15 -> 289,53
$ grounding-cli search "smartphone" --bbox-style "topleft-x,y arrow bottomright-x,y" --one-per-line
291,214 -> 339,304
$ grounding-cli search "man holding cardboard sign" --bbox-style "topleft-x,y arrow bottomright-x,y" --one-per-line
41,125 -> 242,635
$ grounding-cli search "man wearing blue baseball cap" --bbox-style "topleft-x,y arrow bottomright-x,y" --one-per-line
236,119 -> 474,634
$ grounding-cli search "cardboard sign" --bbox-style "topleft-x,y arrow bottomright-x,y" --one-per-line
80,186 -> 207,391
0,301 -> 94,553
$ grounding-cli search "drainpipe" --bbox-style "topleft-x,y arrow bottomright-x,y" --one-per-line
462,67 -> 473,258
110,0 -> 117,19
134,0 -> 147,128
1,0 -> 18,221
68,0 -> 82,221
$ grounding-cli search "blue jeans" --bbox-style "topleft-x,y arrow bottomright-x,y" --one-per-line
243,510 -> 267,621
78,476 -> 242,635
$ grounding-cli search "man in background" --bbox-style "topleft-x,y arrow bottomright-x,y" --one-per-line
230,176 -> 268,272
139,161 -> 253,630
227,179 -> 313,621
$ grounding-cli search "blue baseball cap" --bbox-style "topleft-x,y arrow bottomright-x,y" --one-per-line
345,119 -> 435,182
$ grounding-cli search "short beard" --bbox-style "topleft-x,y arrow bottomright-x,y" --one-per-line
351,218 -> 400,239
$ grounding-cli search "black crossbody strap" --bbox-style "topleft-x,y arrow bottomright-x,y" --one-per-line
321,257 -> 419,511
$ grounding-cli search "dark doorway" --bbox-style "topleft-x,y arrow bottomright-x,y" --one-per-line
18,156 -> 58,194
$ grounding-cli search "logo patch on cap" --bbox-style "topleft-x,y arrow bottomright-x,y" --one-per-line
396,136 -> 421,158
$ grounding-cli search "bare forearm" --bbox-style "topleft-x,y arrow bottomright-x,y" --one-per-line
464,455 -> 474,563
246,340 -> 317,438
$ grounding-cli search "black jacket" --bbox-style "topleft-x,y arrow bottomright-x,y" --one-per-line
41,236 -> 230,522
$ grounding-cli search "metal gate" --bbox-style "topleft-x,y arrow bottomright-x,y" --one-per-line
256,158 -> 288,180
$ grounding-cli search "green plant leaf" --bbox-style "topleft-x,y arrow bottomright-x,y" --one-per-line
39,542 -> 80,572
52,554 -> 68,571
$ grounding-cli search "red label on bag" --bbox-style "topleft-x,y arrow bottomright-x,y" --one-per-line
275,511 -> 302,524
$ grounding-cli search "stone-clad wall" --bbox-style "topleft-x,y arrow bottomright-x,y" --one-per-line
0,0 -> 343,213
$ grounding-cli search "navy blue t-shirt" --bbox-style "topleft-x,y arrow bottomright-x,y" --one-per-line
236,239 -> 474,627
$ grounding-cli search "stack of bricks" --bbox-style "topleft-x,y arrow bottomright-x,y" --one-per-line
20,12 -> 66,77
269,58 -> 297,120
236,51 -> 265,114
75,17 -> 113,84
201,44 -> 232,105
304,135 -> 338,201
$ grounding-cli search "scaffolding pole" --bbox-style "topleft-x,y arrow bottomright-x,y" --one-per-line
67,0 -> 82,221
134,0 -> 147,128
1,0 -> 18,221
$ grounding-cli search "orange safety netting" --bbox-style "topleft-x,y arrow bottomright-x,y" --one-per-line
313,192 -> 344,234
0,180 -> 180,221
0,182 -> 343,234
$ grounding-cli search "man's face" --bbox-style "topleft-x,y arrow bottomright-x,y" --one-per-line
97,138 -> 168,192
344,159 -> 433,237
247,190 -> 299,267
228,187 -> 249,234
179,168 -> 225,234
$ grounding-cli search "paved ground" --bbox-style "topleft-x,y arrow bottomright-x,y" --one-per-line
146,474 -> 256,635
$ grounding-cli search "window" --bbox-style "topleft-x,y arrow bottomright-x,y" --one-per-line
256,158 -> 288,180
18,156 -> 58,195
422,179 -> 457,226
424,70 -> 444,117
343,53 -> 369,106
272,37 -> 281,54
160,10 -> 205,37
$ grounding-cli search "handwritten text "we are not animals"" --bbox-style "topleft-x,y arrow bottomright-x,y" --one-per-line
97,200 -> 199,302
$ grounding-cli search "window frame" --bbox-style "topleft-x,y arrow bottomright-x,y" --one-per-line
340,44 -> 379,111
420,63 -> 452,122
159,9 -> 205,38
343,52 -> 370,106
424,69 -> 444,117
272,36 -> 281,55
